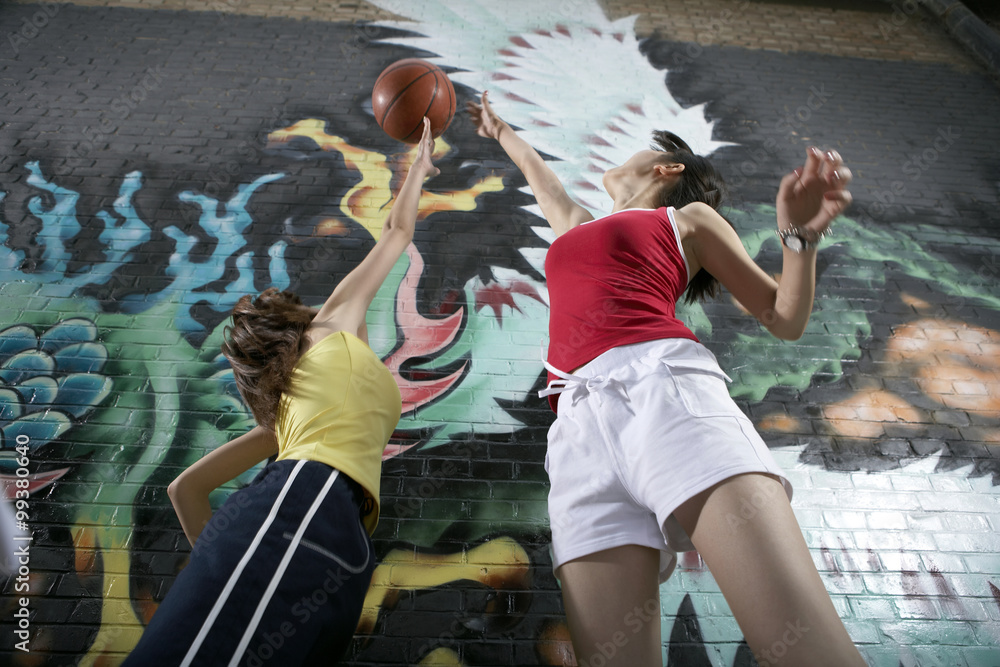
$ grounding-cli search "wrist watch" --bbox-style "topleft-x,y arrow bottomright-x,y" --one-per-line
777,227 -> 822,253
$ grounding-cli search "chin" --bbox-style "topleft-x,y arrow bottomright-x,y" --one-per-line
601,172 -> 614,197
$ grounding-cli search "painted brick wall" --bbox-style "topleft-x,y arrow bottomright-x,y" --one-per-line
1,1 -> 999,665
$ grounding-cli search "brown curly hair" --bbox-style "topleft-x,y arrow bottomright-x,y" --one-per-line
221,288 -> 316,430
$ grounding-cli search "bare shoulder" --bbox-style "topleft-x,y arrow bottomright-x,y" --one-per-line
552,206 -> 597,237
672,202 -> 730,238
302,317 -> 362,352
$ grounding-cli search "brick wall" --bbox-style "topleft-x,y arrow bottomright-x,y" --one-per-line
1,1 -> 998,665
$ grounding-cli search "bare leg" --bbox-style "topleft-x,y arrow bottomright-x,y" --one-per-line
673,473 -> 866,667
556,545 -> 663,667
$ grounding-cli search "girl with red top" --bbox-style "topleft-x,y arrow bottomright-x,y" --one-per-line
469,92 -> 864,667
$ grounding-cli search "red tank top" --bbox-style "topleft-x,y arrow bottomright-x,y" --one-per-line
544,206 -> 698,409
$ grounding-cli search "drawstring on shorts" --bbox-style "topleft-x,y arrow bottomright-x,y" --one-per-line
538,344 -> 630,407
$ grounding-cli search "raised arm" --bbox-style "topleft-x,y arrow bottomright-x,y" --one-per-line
467,91 -> 592,236
681,147 -> 852,340
308,117 -> 440,340
167,426 -> 279,546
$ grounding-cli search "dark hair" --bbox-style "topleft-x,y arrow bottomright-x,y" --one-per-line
651,130 -> 731,304
221,288 -> 315,430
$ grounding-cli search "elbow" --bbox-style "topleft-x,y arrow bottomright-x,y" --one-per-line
778,329 -> 805,342
380,218 -> 415,242
166,476 -> 182,504
760,301 -> 809,340
762,316 -> 806,341
767,323 -> 806,341
167,472 -> 195,507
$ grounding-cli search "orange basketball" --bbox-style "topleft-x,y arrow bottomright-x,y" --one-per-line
372,58 -> 456,143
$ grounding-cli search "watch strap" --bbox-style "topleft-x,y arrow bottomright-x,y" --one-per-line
777,227 -> 824,252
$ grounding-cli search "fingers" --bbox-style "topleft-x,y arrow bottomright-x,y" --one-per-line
801,146 -> 824,183
423,118 -> 437,154
777,147 -> 853,231
778,168 -> 803,198
795,147 -> 852,196
819,149 -> 848,186
810,188 -> 853,230
817,149 -> 834,184
831,163 -> 852,186
820,151 -> 852,220
417,116 -> 433,152
417,117 -> 440,176
464,91 -> 490,113
466,90 -> 509,142
464,92 -> 485,122
823,188 -> 853,208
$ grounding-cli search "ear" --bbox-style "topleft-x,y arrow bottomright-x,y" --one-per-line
653,162 -> 685,179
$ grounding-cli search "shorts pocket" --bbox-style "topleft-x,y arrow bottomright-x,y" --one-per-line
285,525 -> 372,574
661,360 -> 737,418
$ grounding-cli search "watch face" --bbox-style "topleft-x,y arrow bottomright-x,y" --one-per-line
785,234 -> 804,252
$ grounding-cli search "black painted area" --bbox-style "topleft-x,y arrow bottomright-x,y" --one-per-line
0,4 -> 555,664
0,3 -> 546,335
642,39 -> 1000,234
3,3 -> 1000,665
645,36 -> 1000,481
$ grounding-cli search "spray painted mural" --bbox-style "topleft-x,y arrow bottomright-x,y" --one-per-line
1,0 -> 999,664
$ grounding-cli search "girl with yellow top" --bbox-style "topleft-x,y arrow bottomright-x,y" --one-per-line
125,119 -> 440,667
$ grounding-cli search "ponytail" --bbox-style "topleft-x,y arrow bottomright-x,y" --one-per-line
651,131 -> 732,304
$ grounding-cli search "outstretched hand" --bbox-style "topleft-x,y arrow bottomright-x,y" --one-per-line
413,117 -> 441,179
466,91 -> 508,142
776,147 -> 852,237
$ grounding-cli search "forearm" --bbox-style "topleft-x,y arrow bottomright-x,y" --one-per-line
383,164 -> 431,239
767,247 -> 818,340
469,93 -> 585,234
167,476 -> 214,547
765,145 -> 851,339
167,426 -> 278,547
496,124 -> 568,207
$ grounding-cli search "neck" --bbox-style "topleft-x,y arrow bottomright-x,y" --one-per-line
611,184 -> 662,213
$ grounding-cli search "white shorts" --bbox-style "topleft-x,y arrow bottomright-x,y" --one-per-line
542,338 -> 793,583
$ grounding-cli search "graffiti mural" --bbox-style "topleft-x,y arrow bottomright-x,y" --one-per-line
1,0 -> 999,665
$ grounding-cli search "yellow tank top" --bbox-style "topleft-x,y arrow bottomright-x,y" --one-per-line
274,331 -> 402,534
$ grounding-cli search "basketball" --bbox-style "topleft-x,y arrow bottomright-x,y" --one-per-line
372,58 -> 456,143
